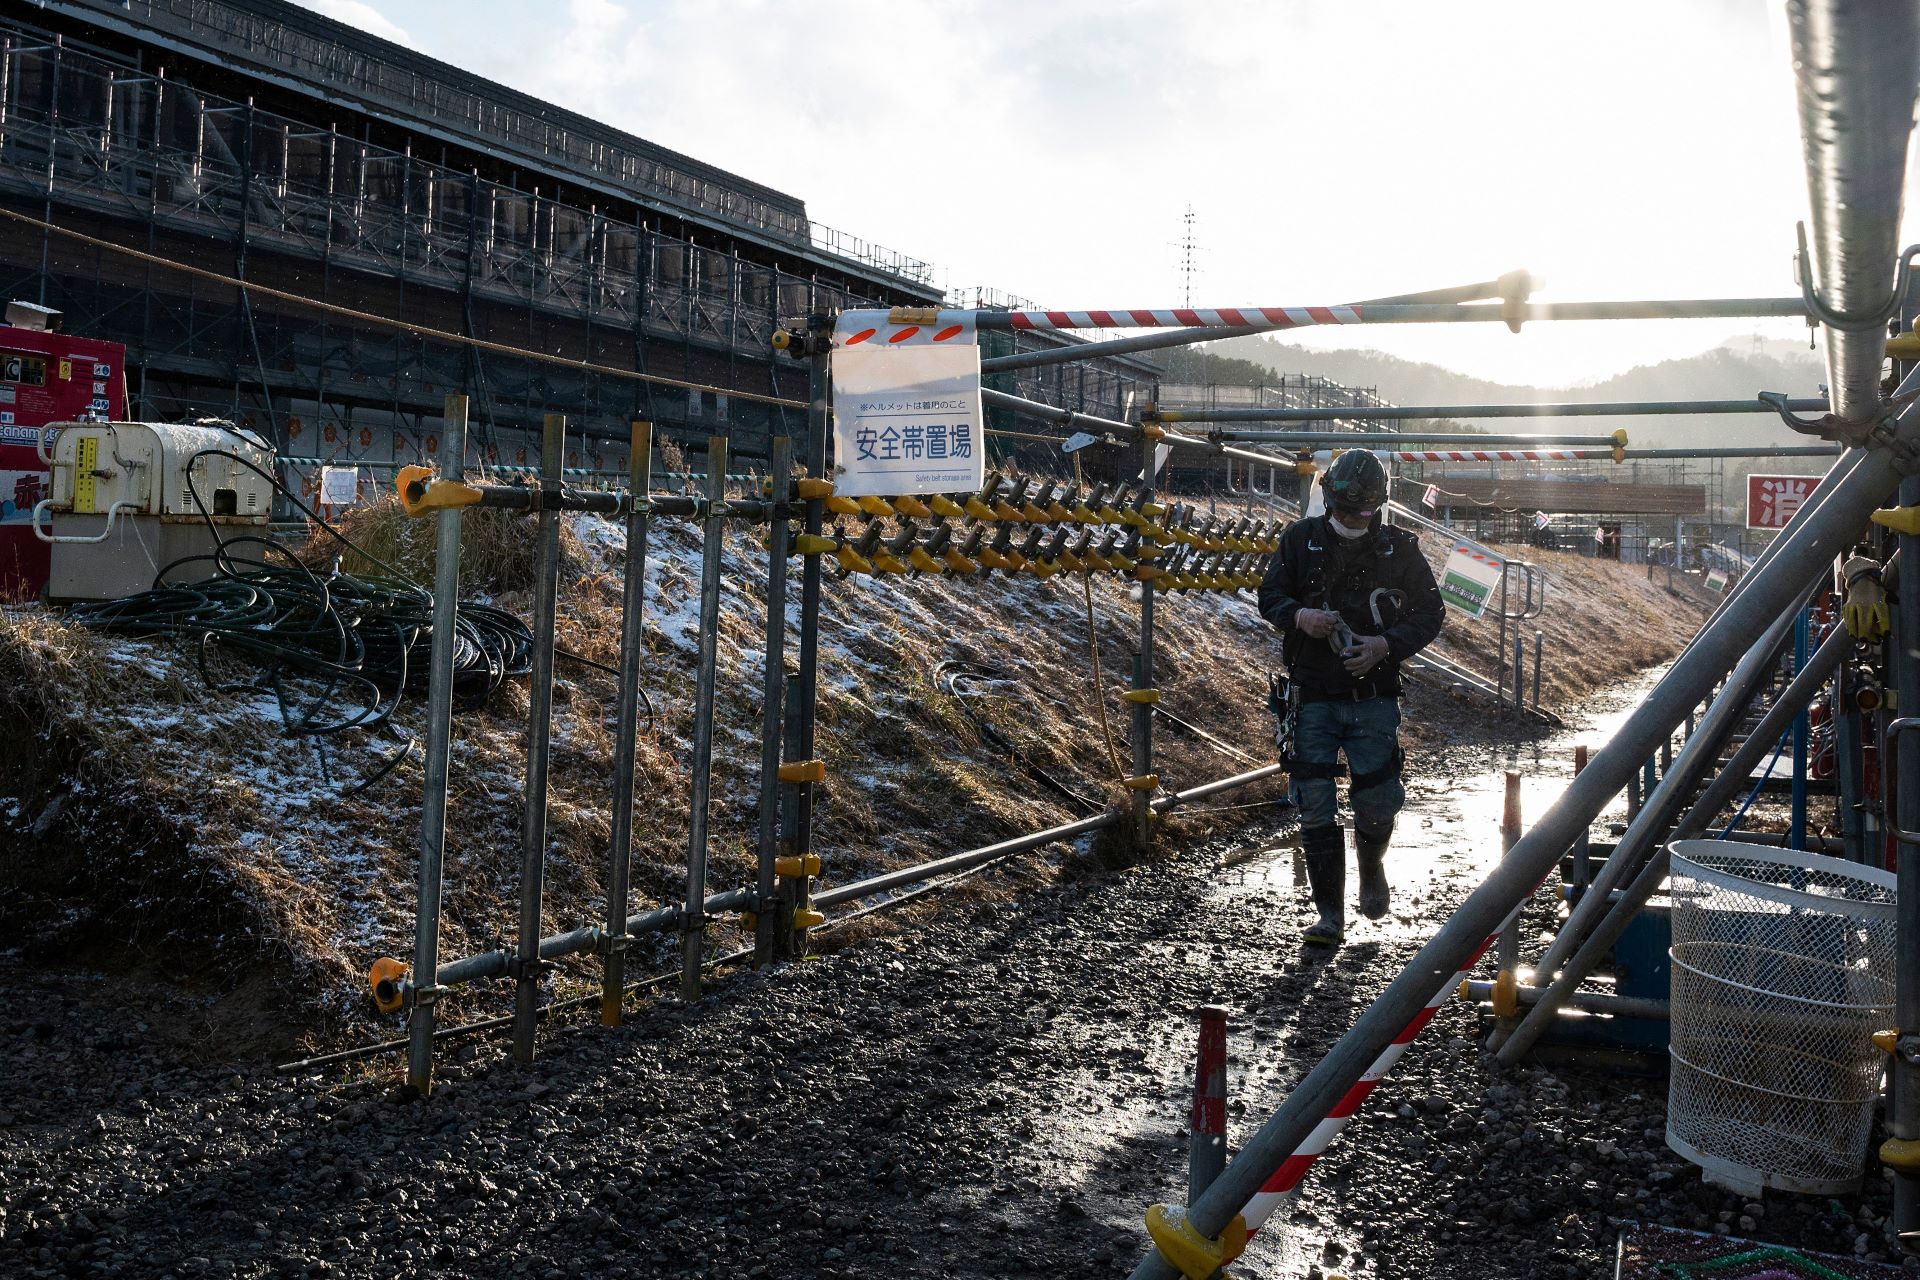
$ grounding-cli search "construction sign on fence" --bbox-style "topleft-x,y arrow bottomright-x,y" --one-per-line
1704,567 -> 1728,593
829,311 -> 986,497
1746,473 -> 1815,529
1439,540 -> 1504,619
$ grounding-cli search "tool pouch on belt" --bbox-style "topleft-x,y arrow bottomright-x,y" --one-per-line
1267,672 -> 1295,764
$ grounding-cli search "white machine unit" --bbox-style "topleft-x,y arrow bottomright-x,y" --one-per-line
35,421 -> 276,601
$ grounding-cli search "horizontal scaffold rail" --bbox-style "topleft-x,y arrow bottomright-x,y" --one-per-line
876,296 -> 1807,335
1153,397 -> 1832,423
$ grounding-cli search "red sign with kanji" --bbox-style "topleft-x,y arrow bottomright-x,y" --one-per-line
1745,473 -> 1817,530
0,323 -> 128,598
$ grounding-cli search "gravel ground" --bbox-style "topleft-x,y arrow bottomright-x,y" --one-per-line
2,698 -> 1912,1280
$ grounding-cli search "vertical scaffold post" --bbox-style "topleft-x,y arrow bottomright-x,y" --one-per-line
1496,565 -> 1510,712
1494,771 -> 1523,978
754,436 -> 793,968
682,435 -> 728,1001
1892,469 -> 1920,1243
1133,430 -> 1159,847
1513,634 -> 1525,717
1188,1006 -> 1230,1199
512,412 -> 565,1064
784,314 -> 834,955
1791,607 -> 1810,851
600,420 -> 652,1027
405,393 -> 466,1097
1532,630 -> 1543,713
1569,745 -> 1591,893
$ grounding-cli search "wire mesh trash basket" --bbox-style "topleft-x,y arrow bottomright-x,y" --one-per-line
1665,840 -> 1898,1195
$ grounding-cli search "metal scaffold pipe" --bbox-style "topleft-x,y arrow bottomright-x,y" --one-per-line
403,395 -> 467,1097
1529,591 -> 1809,984
1202,429 -> 1629,447
1155,398 -> 1830,424
978,274 -> 1531,374
960,296 -> 1807,332
1499,622 -> 1855,1065
511,415 -> 566,1065
1788,0 -> 1920,423
1126,362 -> 1920,1280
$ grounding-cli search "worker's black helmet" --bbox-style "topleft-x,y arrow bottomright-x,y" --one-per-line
1323,449 -> 1388,512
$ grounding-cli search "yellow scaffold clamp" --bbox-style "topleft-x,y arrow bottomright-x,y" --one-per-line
1122,688 -> 1160,704
1143,1204 -> 1248,1280
857,495 -> 896,518
894,494 -> 933,518
792,906 -> 827,930
1872,506 -> 1920,537
395,465 -> 482,518
775,853 -> 823,878
1882,1138 -> 1920,1173
368,957 -> 408,1015
1123,773 -> 1160,791
1491,968 -> 1521,1019
779,759 -> 827,785
1611,427 -> 1628,464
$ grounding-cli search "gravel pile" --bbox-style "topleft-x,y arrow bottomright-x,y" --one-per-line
2,772 -> 1910,1278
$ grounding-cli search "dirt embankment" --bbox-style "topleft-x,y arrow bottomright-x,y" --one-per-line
0,505 -> 1708,1057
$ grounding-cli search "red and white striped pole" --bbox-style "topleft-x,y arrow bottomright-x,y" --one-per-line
1234,937 -> 1495,1237
1188,1006 -> 1230,1199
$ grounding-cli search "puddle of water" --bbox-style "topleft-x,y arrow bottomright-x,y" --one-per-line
1197,665 -> 1675,1274
1215,664 -> 1670,916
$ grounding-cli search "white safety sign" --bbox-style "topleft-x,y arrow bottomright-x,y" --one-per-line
1438,539 -> 1504,619
830,312 -> 985,498
319,465 -> 360,508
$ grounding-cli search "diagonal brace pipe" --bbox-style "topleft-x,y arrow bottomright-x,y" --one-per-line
1125,364 -> 1919,1280
1498,622 -> 1855,1064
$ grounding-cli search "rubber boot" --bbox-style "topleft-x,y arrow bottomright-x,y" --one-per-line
1355,823 -> 1392,921
1300,824 -> 1345,947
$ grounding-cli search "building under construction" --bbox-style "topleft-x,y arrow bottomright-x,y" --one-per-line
0,0 -> 1158,488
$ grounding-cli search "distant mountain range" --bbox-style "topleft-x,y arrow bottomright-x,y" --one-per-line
1191,333 -> 1830,449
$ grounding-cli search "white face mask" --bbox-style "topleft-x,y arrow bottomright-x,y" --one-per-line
1329,510 -> 1373,539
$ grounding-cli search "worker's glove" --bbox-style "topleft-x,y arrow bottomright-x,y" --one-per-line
1342,634 -> 1390,675
1293,607 -> 1339,639
1843,554 -> 1889,643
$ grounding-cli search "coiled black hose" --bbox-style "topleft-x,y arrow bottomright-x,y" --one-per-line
63,444 -> 641,790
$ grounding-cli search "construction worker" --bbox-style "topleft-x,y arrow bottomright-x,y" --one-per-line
1258,450 -> 1445,947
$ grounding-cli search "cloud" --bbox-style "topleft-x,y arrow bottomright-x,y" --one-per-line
292,0 -> 413,48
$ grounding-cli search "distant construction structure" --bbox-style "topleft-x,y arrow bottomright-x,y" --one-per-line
0,1 -> 1158,488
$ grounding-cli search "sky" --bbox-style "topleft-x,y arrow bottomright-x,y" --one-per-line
297,0 -> 1911,388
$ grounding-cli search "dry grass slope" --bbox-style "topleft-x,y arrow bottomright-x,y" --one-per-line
0,501 -> 1709,1056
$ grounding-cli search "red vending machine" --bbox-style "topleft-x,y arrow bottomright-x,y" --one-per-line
0,309 -> 129,600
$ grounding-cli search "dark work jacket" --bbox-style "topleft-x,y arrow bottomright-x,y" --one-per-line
1257,514 -> 1445,697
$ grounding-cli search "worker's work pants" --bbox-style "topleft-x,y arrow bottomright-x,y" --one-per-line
1290,696 -> 1405,834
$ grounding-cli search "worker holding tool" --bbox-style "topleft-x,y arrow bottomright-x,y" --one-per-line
1258,450 -> 1444,947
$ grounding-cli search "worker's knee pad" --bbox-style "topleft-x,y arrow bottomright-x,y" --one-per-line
1349,747 -> 1405,830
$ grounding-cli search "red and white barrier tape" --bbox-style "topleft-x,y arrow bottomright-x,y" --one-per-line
1007,306 -> 1363,331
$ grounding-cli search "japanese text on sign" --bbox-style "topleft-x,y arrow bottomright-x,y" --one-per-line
1745,473 -> 1816,530
830,314 -> 985,498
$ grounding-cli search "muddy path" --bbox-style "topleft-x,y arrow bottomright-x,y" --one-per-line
0,669 -> 1899,1280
